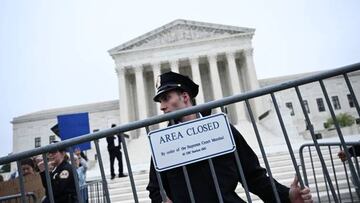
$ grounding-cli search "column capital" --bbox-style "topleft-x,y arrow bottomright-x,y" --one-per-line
207,54 -> 218,64
115,66 -> 126,75
170,59 -> 179,66
134,65 -> 143,72
170,59 -> 179,73
152,62 -> 161,69
243,48 -> 254,57
226,51 -> 236,59
189,56 -> 199,64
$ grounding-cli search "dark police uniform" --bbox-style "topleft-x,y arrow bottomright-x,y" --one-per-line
40,159 -> 77,203
147,124 -> 290,203
147,71 -> 291,203
106,128 -> 124,178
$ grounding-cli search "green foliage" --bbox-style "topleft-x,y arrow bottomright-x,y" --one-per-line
324,113 -> 355,129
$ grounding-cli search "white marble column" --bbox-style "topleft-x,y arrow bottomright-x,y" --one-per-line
226,52 -> 246,121
152,63 -> 168,129
190,57 -> 204,104
243,48 -> 260,91
208,54 -> 223,100
243,48 -> 263,118
152,63 -> 162,115
170,60 -> 179,73
116,67 -> 129,124
135,65 -> 147,121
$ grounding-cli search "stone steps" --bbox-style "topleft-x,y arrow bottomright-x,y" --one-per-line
98,149 -> 359,202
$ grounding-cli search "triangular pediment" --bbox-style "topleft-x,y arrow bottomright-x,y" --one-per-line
109,19 -> 254,53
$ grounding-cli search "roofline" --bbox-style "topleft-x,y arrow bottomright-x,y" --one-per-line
12,100 -> 120,124
108,19 -> 255,55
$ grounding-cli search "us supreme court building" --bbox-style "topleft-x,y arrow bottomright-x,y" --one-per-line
11,19 -> 360,167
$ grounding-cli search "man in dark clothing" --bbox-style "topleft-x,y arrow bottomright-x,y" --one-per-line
147,71 -> 312,203
107,124 -> 127,179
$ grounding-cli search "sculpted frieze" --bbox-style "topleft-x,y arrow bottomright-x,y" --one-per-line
123,24 -> 242,50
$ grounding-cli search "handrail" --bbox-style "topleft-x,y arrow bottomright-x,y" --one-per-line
0,192 -> 37,202
0,62 -> 359,165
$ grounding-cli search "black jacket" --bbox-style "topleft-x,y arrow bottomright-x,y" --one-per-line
106,134 -> 122,151
146,124 -> 290,203
40,159 -> 78,203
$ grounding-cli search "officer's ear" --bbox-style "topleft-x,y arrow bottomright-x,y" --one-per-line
181,92 -> 191,104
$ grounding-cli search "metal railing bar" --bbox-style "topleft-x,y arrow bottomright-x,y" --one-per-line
322,165 -> 331,202
319,80 -> 360,188
299,145 -> 309,186
343,73 -> 360,116
145,126 -> 167,203
308,147 -> 321,202
93,139 -> 111,203
42,153 -> 55,203
328,146 -> 342,202
245,99 -> 281,203
182,166 -> 196,203
271,93 -> 305,188
301,142 -> 360,147
295,86 -> 339,202
167,118 -> 196,203
2,63 -> 359,165
16,161 -> 26,203
341,154 -> 354,202
208,158 -> 224,203
352,147 -> 360,184
220,106 -> 252,203
120,132 -> 139,203
96,179 -> 100,203
0,192 -> 36,202
69,149 -> 83,203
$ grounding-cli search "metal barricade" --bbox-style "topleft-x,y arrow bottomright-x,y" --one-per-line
0,63 -> 359,202
83,180 -> 105,203
300,142 -> 360,202
0,192 -> 37,203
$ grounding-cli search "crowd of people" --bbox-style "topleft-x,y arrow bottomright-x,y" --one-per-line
3,145 -> 88,202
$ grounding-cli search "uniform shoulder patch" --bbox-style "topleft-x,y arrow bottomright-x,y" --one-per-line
59,170 -> 69,179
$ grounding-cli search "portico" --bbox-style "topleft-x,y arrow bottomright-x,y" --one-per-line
109,19 -> 262,137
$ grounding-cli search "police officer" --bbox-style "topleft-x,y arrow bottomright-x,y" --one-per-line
38,142 -> 77,203
147,71 -> 313,203
107,124 -> 127,179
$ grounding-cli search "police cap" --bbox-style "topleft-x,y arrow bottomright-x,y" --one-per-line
153,71 -> 199,102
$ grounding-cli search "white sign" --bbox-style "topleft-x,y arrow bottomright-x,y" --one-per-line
148,113 -> 236,171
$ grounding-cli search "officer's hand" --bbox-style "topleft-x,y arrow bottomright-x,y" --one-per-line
338,150 -> 347,162
162,197 -> 173,203
289,176 -> 313,203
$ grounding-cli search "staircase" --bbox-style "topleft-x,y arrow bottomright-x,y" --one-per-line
90,150 -> 359,203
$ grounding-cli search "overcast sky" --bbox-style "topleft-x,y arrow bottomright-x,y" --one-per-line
1,0 -> 359,157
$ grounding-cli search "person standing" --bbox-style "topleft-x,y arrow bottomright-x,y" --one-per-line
107,124 -> 127,179
38,142 -> 77,203
147,71 -> 312,203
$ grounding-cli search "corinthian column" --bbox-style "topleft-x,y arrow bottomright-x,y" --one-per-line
116,67 -> 129,124
135,65 -> 147,121
152,63 -> 167,129
170,60 -> 179,73
190,57 -> 204,104
152,63 -> 162,116
208,54 -> 223,100
226,52 -> 246,122
243,48 -> 263,118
